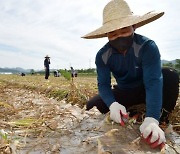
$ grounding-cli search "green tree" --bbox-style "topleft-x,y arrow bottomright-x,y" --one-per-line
163,62 -> 174,68
59,69 -> 71,80
175,59 -> 180,74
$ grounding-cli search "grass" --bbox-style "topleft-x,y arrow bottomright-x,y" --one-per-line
0,74 -> 98,107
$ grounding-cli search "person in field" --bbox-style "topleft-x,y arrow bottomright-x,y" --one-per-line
44,55 -> 51,79
82,0 -> 179,149
70,67 -> 77,77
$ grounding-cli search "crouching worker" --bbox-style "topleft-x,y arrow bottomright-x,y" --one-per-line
82,0 -> 179,149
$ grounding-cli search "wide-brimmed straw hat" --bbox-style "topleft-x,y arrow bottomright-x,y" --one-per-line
82,0 -> 164,39
45,55 -> 50,58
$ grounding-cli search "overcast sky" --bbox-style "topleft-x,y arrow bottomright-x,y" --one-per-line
0,0 -> 179,70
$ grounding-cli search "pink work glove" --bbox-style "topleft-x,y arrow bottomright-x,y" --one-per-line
140,117 -> 166,149
109,102 -> 128,126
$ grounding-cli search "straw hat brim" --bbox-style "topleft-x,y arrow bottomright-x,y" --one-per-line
82,11 -> 164,39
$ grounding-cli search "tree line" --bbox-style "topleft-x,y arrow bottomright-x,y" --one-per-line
162,59 -> 180,75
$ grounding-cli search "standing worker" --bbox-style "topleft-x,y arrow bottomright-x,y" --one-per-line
44,55 -> 51,79
82,0 -> 179,149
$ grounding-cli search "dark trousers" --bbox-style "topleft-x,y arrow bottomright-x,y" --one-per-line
45,68 -> 50,79
86,67 -> 179,123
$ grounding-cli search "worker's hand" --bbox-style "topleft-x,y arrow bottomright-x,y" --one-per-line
140,117 -> 166,149
109,102 -> 128,126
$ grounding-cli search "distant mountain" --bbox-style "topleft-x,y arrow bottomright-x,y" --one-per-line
161,59 -> 176,65
0,67 -> 31,73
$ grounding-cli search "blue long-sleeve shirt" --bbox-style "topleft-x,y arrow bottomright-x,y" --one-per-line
95,33 -> 163,121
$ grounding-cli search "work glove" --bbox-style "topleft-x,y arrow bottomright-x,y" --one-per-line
140,117 -> 166,149
109,102 -> 128,126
